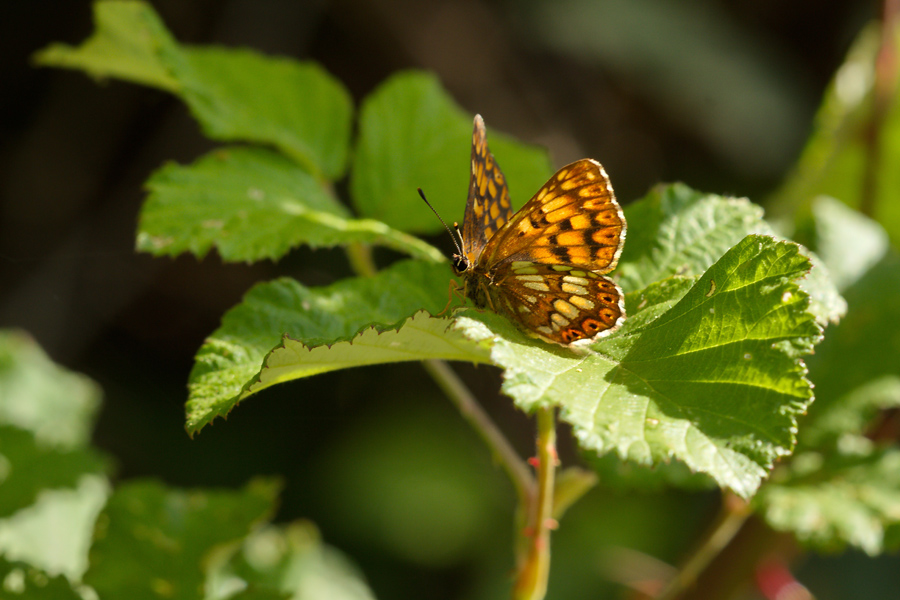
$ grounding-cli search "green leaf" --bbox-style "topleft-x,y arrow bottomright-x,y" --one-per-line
351,71 -> 552,233
137,147 -> 443,263
0,426 -> 107,519
84,478 -> 280,600
186,259 -> 453,434
586,451 -> 715,493
617,183 -> 769,291
247,311 -> 489,399
0,330 -> 101,448
0,475 -> 109,580
455,235 -> 822,498
34,1 -> 352,180
770,22 -> 900,244
0,557 -> 82,600
619,183 -> 844,326
176,48 -> 353,179
758,447 -> 900,555
800,376 -> 900,449
212,522 -> 376,600
32,1 -> 179,92
804,253 -> 900,417
807,195 -> 890,291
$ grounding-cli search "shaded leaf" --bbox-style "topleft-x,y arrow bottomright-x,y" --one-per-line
758,448 -> 900,555
0,557 -> 82,600
213,522 -> 376,600
84,478 -> 280,600
137,147 -> 443,263
808,195 -> 889,292
351,71 -> 552,233
248,311 -> 489,399
800,376 -> 900,449
186,260 -> 453,434
804,253 -> 900,416
0,426 -> 107,519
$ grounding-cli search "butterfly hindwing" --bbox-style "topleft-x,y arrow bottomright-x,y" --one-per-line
454,115 -> 627,347
461,115 -> 514,263
488,261 -> 625,346
481,159 -> 625,274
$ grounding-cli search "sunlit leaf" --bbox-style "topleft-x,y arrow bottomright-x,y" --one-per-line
455,236 -> 821,498
351,71 -> 552,233
32,1 -> 179,92
138,147 -> 443,263
186,260 -> 453,434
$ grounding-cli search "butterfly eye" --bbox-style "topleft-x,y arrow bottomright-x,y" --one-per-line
452,254 -> 469,274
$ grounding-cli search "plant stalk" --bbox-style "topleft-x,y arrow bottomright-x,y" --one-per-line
656,492 -> 752,600
860,0 -> 900,217
512,406 -> 557,600
421,359 -> 535,505
346,241 -> 378,277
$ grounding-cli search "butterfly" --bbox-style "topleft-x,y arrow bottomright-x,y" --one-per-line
443,115 -> 627,348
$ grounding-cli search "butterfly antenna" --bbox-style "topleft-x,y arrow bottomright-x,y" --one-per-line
418,188 -> 464,257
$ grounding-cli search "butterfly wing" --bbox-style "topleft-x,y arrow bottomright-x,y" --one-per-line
461,115 -> 514,263
480,159 -> 625,274
487,261 -> 625,346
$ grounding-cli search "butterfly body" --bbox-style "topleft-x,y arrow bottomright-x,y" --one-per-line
453,115 -> 626,348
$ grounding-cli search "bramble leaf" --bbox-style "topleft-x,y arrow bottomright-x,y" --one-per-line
758,448 -> 900,555
176,47 -> 353,179
0,332 -> 108,517
34,1 -> 352,180
32,1 -> 179,92
186,260 -> 454,434
184,188 -> 826,499
619,183 -> 843,326
137,147 -> 443,263
0,557 -> 83,599
455,235 -> 821,498
84,479 -> 280,600
351,71 -> 552,233
0,330 -> 101,448
213,522 -> 377,600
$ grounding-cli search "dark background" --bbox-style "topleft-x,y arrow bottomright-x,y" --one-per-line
0,1 -> 890,599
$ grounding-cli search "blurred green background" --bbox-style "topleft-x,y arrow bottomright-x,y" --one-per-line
1,1 -> 893,598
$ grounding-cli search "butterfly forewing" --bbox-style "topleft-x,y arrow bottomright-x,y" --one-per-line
453,115 -> 627,347
461,115 -> 514,263
489,261 -> 625,345
481,159 -> 625,274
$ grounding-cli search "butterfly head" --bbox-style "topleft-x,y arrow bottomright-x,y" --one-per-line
451,252 -> 471,275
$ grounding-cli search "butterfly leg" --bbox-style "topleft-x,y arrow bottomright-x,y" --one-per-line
438,279 -> 465,316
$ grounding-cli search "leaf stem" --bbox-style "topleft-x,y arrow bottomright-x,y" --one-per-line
512,406 -> 557,600
345,241 -> 378,277
656,492 -> 752,600
421,359 -> 535,504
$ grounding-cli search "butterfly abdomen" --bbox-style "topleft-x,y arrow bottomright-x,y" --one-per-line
448,115 -> 626,348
